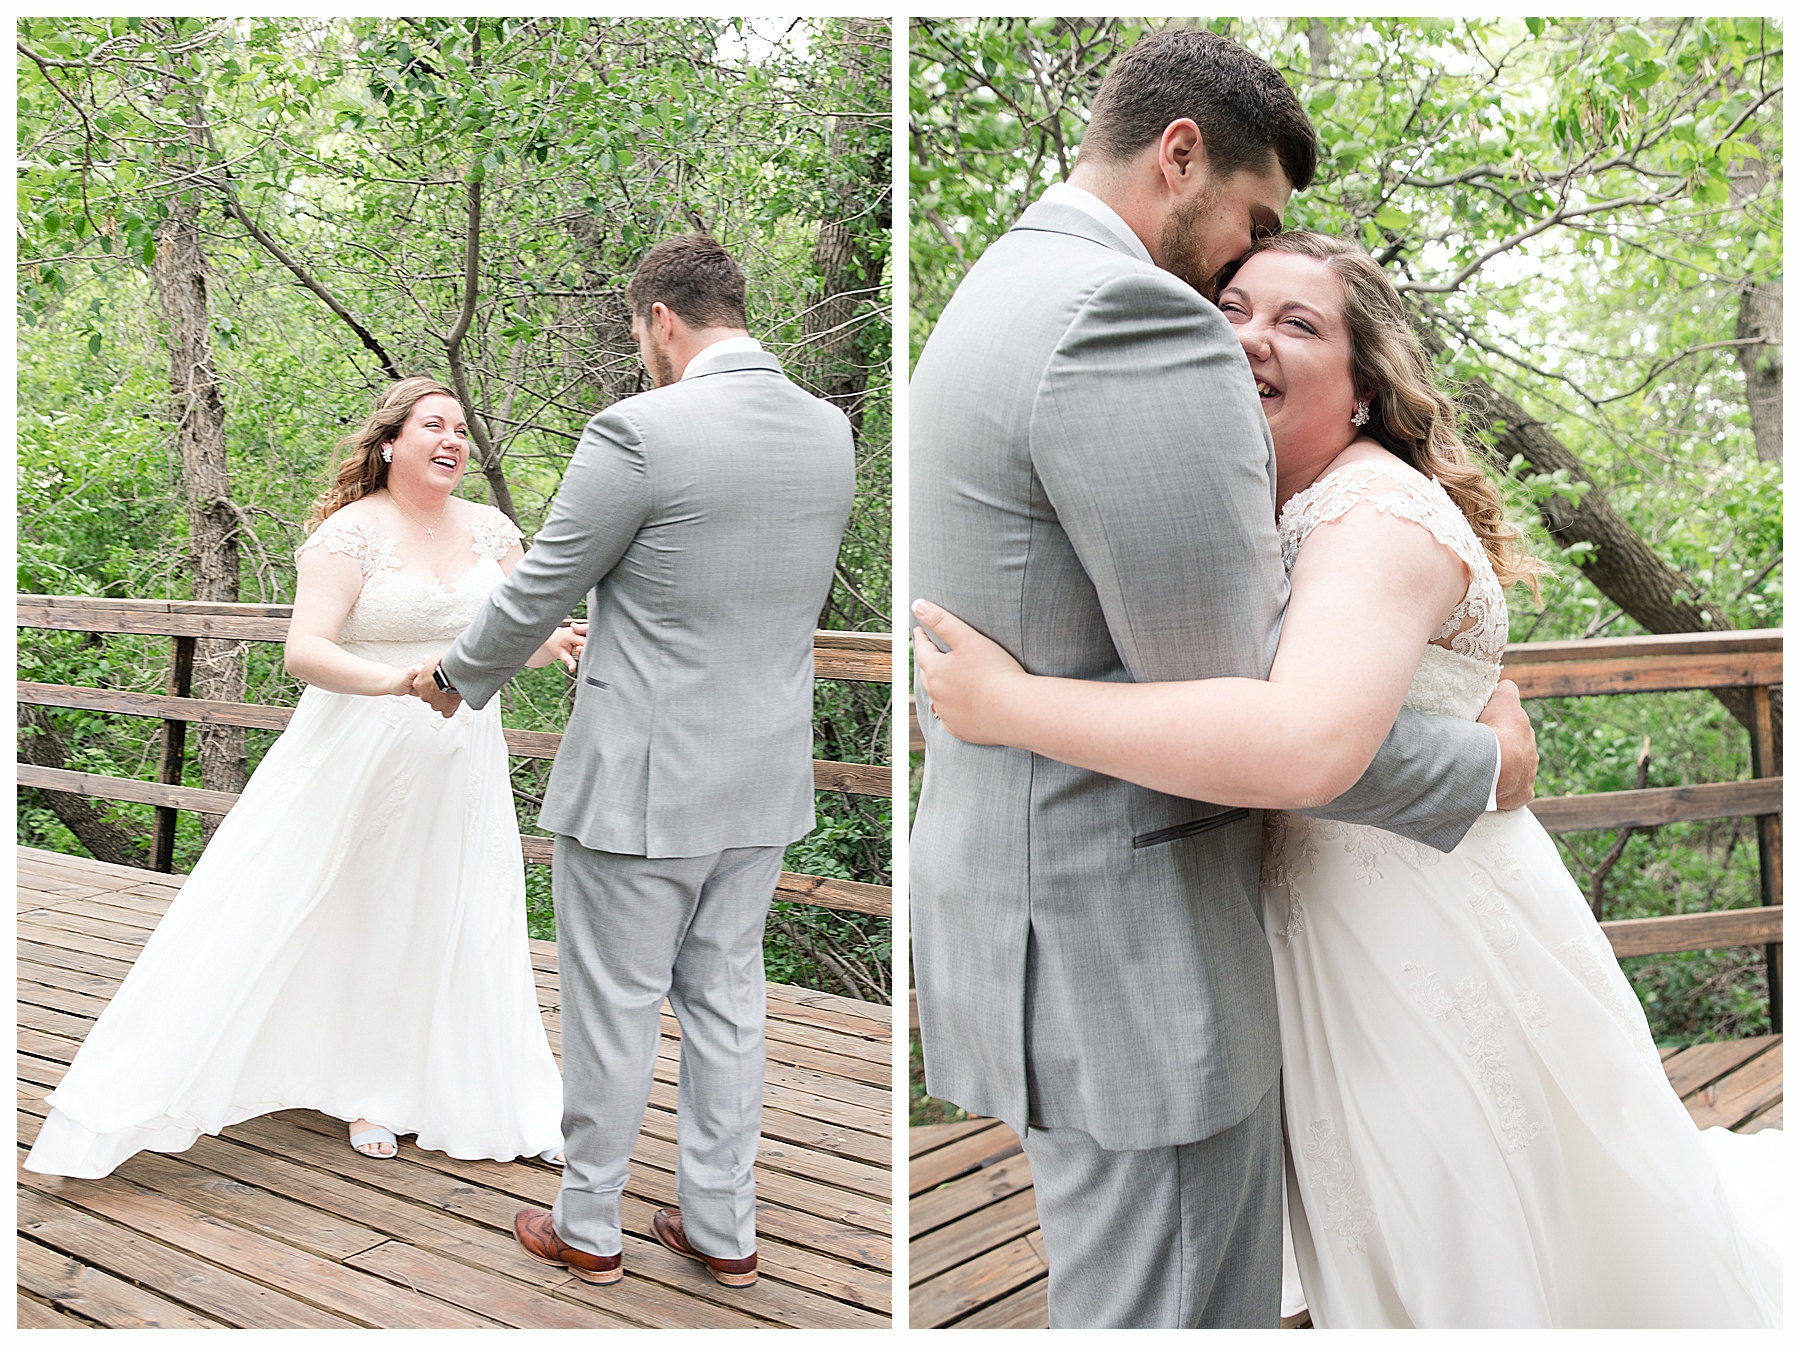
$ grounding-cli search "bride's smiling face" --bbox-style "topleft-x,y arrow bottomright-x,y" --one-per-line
384,394 -> 470,496
1219,250 -> 1362,473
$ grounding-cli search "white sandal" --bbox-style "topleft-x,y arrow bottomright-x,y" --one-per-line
349,1123 -> 398,1159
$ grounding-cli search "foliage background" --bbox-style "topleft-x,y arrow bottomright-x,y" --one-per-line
909,17 -> 1781,1122
17,16 -> 893,1004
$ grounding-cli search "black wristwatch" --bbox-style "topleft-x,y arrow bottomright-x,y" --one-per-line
432,665 -> 457,695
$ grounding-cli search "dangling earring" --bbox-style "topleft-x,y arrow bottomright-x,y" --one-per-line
1351,400 -> 1370,428
381,445 -> 393,463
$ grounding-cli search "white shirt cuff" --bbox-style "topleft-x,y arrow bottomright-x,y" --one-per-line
1484,725 -> 1502,811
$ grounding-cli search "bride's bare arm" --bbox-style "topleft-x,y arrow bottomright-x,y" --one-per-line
913,504 -> 1469,809
284,545 -> 420,696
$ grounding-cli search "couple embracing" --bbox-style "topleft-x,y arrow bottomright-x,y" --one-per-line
28,236 -> 855,1290
909,29 -> 1779,1328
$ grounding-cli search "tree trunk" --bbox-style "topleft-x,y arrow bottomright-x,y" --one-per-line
1735,280 -> 1781,463
152,63 -> 247,835
1458,375 -> 1777,742
803,17 -> 888,440
18,706 -> 148,868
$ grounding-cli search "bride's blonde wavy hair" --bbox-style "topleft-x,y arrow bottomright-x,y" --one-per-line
1242,231 -> 1547,597
305,376 -> 460,531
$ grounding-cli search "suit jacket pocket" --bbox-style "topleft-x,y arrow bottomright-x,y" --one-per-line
584,675 -> 611,690
1132,808 -> 1252,850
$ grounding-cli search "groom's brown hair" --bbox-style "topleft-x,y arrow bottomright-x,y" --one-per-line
1081,28 -> 1317,192
627,233 -> 748,330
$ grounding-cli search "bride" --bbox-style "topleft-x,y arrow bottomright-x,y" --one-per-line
912,232 -> 1781,1327
27,376 -> 573,1175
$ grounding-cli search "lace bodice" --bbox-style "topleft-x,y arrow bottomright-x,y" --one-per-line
295,505 -> 522,667
1278,457 -> 1507,721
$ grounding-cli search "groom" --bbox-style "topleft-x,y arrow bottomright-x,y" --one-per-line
910,29 -> 1537,1328
418,234 -> 854,1287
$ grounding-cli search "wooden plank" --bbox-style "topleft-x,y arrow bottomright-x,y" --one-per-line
1661,1037 -> 1777,1099
515,836 -> 892,916
638,1109 -> 889,1202
19,683 -> 294,731
17,691 -> 890,797
16,1235 -> 225,1329
911,1233 -> 1047,1329
17,1291 -> 98,1328
1500,629 -> 1782,664
159,1132 -> 575,1290
15,847 -> 155,882
1738,1101 -> 1781,1134
17,766 -> 239,818
1684,1044 -> 1784,1130
16,1188 -> 354,1329
20,797 -> 889,915
910,1118 -> 1000,1159
955,1272 -> 1049,1329
103,1151 -> 393,1263
15,596 -> 291,641
811,760 -> 892,796
19,596 -> 891,676
222,1110 -> 878,1319
1602,906 -> 1783,958
341,1241 -> 630,1330
1529,778 -> 1781,833
1504,651 -> 1783,699
771,871 -> 893,919
19,910 -> 149,953
18,939 -> 137,984
909,1151 -> 1035,1238
15,1168 -> 491,1328
909,1122 -> 1022,1196
261,1113 -> 884,1323
911,1186 -> 1041,1285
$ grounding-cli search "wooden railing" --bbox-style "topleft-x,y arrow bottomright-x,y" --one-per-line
910,628 -> 1782,1025
17,595 -> 895,918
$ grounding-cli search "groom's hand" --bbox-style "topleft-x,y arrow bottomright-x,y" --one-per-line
1479,679 -> 1537,810
413,655 -> 463,720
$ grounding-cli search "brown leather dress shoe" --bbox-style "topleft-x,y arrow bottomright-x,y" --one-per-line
513,1208 -> 622,1285
651,1207 -> 757,1287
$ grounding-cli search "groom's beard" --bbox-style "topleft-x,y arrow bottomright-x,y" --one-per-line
644,339 -> 678,388
1160,180 -> 1228,304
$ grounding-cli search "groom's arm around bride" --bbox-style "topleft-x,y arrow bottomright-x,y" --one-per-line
421,233 -> 854,1282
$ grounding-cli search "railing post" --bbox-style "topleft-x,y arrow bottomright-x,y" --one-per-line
1747,682 -> 1782,1033
151,635 -> 196,873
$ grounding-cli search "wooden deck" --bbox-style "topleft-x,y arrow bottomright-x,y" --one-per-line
17,846 -> 893,1329
909,1038 -> 1782,1329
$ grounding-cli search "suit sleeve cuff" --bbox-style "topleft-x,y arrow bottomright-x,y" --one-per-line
1484,725 -> 1502,811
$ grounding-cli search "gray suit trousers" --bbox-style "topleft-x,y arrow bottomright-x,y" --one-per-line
1022,1081 -> 1284,1328
549,837 -> 781,1260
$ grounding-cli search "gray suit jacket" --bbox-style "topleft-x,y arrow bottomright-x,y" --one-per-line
910,201 -> 1497,1150
442,349 -> 854,859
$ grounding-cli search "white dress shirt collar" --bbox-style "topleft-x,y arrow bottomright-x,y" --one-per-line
681,335 -> 764,380
1038,182 -> 1154,265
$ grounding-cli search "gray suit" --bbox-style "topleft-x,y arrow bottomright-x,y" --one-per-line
909,201 -> 1496,1325
443,348 -> 853,1260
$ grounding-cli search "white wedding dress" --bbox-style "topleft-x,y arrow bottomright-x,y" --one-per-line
1265,459 -> 1782,1327
26,505 -> 565,1178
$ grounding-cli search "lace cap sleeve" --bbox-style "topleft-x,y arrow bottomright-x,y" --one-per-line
471,506 -> 524,561
1278,457 -> 1509,664
1277,459 -> 1485,576
295,514 -> 396,577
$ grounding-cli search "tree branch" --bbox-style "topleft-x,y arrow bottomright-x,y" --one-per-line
200,129 -> 403,380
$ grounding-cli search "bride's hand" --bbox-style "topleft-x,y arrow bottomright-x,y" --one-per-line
388,662 -> 425,697
911,600 -> 1028,746
549,622 -> 587,672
